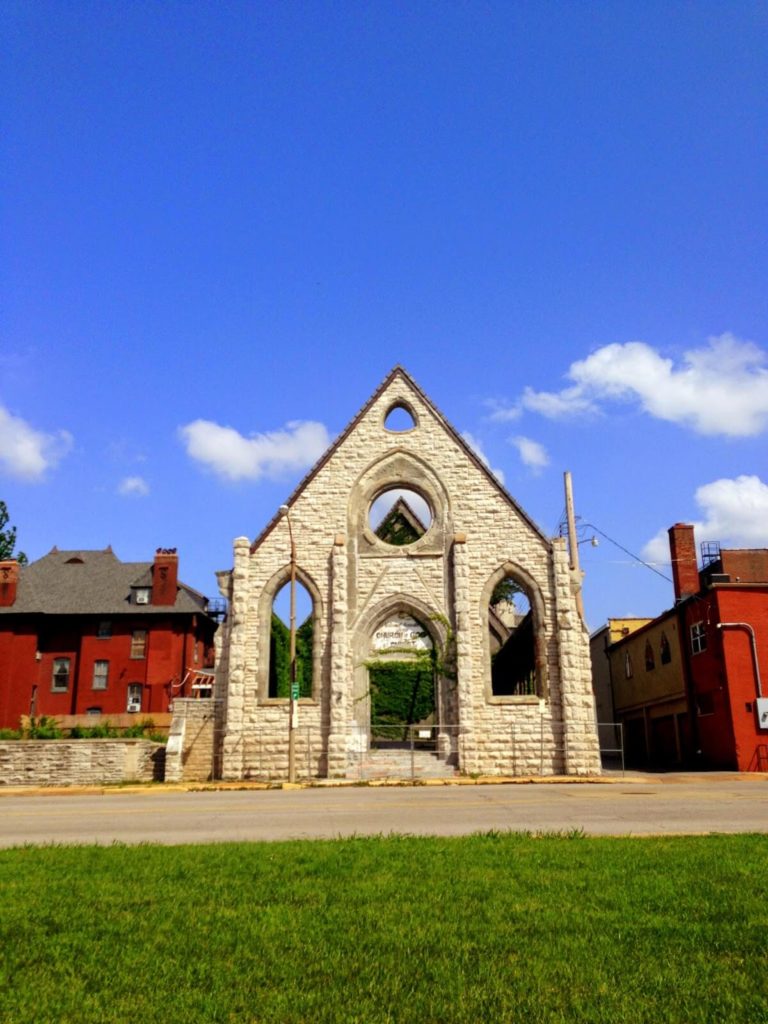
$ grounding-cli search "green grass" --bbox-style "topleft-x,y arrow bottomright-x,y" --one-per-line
1,834 -> 767,1023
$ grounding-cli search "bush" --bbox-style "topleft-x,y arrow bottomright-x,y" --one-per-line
26,716 -> 64,740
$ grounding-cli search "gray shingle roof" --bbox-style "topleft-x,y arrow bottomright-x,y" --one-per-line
0,548 -> 210,617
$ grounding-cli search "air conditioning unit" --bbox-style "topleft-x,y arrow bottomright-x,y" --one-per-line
135,590 -> 149,605
127,697 -> 142,713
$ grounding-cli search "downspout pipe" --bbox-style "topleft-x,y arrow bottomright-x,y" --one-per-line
717,622 -> 763,699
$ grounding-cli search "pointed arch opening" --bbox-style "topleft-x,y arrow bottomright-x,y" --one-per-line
258,566 -> 323,703
269,580 -> 314,699
484,563 -> 548,701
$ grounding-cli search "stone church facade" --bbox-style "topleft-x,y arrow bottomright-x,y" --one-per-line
215,367 -> 600,779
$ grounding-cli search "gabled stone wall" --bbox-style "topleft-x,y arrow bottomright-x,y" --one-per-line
219,368 -> 601,780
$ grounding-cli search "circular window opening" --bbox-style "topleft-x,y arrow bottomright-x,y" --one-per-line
384,404 -> 416,432
369,488 -> 433,546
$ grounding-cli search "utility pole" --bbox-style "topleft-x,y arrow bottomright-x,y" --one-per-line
564,471 -> 585,621
280,505 -> 298,783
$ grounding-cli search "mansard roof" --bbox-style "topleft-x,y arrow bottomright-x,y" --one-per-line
252,365 -> 548,552
0,547 -> 210,617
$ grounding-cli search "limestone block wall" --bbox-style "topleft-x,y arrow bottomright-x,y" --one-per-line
220,369 -> 601,780
165,698 -> 224,783
0,740 -> 165,787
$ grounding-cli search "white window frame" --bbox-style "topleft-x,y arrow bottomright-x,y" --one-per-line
691,621 -> 707,655
127,684 -> 143,712
92,660 -> 109,690
52,657 -> 71,692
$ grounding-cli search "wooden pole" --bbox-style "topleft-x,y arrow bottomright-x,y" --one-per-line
564,471 -> 585,620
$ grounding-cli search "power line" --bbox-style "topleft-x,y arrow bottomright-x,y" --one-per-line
578,521 -> 673,584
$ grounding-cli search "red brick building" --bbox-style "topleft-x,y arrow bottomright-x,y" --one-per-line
0,547 -> 218,729
596,525 -> 768,772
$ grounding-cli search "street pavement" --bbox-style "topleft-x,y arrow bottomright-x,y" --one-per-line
1,773 -> 767,847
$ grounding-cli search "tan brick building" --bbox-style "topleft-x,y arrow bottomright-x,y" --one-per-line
215,367 -> 600,780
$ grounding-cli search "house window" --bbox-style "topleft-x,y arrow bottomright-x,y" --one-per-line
691,622 -> 707,655
624,651 -> 633,679
52,658 -> 70,691
645,641 -> 655,672
86,707 -> 102,716
97,620 -> 112,639
92,660 -> 109,690
660,633 -> 671,664
127,684 -> 142,713
130,630 -> 147,659
135,588 -> 150,605
697,691 -> 715,716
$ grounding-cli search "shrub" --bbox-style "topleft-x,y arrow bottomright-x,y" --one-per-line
26,716 -> 64,740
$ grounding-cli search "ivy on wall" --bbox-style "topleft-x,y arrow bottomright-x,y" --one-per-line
269,615 -> 314,698
367,658 -> 435,730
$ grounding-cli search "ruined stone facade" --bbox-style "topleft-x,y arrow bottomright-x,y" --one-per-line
216,368 -> 600,779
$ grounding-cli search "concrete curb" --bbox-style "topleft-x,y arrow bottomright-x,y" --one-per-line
0,774 -> 615,798
1,771 -> 764,799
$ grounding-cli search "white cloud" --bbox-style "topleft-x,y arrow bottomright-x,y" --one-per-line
179,418 -> 331,482
461,432 -> 505,484
512,334 -> 768,437
0,404 -> 72,480
509,435 -> 550,474
118,476 -> 150,497
643,475 -> 768,564
486,399 -> 523,423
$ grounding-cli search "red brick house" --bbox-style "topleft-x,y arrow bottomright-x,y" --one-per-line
595,525 -> 768,772
0,547 -> 218,729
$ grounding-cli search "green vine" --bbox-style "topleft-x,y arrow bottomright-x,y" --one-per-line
268,614 -> 313,698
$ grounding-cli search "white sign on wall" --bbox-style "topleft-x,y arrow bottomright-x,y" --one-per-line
371,613 -> 433,654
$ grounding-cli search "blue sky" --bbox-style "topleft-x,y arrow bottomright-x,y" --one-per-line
2,1 -> 767,630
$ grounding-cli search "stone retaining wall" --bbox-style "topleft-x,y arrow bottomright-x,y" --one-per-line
0,740 -> 165,787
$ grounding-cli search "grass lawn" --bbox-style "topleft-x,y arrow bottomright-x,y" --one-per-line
1,833 -> 767,1023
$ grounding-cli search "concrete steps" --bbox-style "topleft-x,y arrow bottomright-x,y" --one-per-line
348,746 -> 457,781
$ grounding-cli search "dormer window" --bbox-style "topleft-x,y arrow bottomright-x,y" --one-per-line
135,588 -> 150,605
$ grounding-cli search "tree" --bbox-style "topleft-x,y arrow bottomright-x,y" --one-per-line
490,577 -> 523,606
0,501 -> 27,564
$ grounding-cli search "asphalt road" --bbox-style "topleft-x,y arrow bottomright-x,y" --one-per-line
1,774 -> 767,847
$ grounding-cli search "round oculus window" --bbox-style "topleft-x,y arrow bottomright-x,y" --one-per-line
368,487 -> 433,546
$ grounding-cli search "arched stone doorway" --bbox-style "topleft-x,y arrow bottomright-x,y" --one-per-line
351,597 -> 454,758
368,611 -> 435,744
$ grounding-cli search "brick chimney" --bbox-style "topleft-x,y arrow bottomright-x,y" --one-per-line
668,523 -> 699,600
0,560 -> 19,607
151,548 -> 179,606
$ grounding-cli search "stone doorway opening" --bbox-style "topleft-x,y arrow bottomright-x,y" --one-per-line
369,659 -> 435,744
366,611 -> 436,748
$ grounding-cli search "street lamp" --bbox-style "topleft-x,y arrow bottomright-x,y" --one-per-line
279,504 -> 298,783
